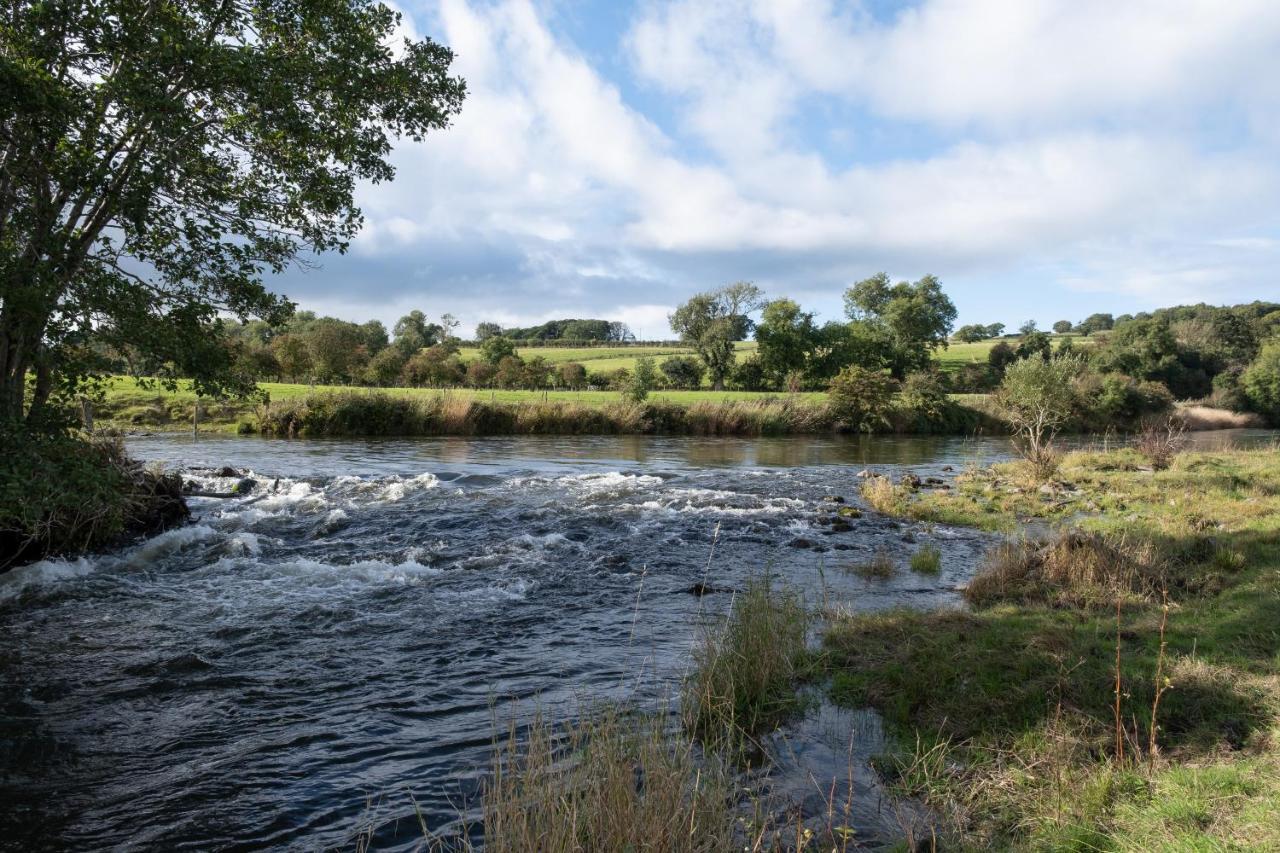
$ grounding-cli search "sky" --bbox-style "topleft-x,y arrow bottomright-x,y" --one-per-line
277,0 -> 1280,338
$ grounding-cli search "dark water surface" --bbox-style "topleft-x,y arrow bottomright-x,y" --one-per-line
1,431 -> 1271,850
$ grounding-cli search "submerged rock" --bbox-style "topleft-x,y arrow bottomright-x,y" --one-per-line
682,582 -> 735,596
788,537 -> 817,549
822,495 -> 846,503
215,466 -> 240,478
836,506 -> 862,519
231,478 -> 257,495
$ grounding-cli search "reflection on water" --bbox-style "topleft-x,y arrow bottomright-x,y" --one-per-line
0,429 -> 1272,850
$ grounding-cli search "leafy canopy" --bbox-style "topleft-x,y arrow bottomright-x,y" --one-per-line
0,0 -> 465,422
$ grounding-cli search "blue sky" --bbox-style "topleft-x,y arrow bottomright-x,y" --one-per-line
277,0 -> 1280,337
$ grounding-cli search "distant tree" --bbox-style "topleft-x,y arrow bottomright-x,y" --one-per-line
1016,330 -> 1052,362
1018,320 -> 1039,336
479,335 -> 518,365
843,273 -> 957,379
364,347 -> 408,387
466,360 -> 497,389
756,299 -> 819,388
624,357 -> 657,402
0,0 -> 465,424
1052,320 -> 1074,334
985,322 -> 1007,338
493,356 -> 527,389
557,362 -> 588,389
438,314 -> 461,342
659,356 -> 706,390
474,322 -> 504,342
1242,343 -> 1280,422
272,335 -> 313,381
607,321 -> 634,342
1078,313 -> 1116,335
670,285 -> 761,390
954,324 -> 992,343
827,366 -> 895,433
307,318 -> 365,382
360,321 -> 390,355
402,345 -> 465,387
987,341 -> 1018,375
393,311 -> 434,354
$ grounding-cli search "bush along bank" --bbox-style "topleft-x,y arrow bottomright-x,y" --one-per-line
0,423 -> 189,571
253,390 -> 1003,438
826,447 -> 1280,849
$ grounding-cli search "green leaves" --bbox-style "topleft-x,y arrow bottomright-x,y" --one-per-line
1,0 -> 466,424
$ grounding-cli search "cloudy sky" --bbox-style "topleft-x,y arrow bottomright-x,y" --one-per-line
279,0 -> 1280,337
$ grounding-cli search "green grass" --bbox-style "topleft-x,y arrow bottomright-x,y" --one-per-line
824,446 -> 1280,849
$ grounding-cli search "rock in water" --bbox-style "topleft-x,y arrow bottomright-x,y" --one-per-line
215,466 -> 240,478
231,478 -> 257,495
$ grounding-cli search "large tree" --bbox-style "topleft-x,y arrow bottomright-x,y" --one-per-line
669,283 -> 764,390
0,0 -> 465,423
843,273 -> 957,379
755,298 -> 818,388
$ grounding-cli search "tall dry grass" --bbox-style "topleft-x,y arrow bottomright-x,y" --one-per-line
682,573 -> 809,747
966,532 -> 1167,608
483,708 -> 737,853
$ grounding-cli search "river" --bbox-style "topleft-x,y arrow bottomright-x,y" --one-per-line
1,431 -> 1271,850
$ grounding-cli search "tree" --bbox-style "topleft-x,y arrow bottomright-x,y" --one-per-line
624,357 -> 656,402
755,299 -> 818,388
475,322 -> 503,342
670,285 -> 760,390
1079,313 -> 1115,335
985,322 -> 1006,338
402,345 -> 464,387
360,321 -> 389,355
843,273 -> 957,379
1242,343 -> 1280,422
306,318 -> 365,383
954,324 -> 993,343
480,335 -> 517,365
1018,320 -> 1039,336
557,362 -> 587,389
659,355 -> 705,390
364,346 -> 407,386
393,311 -> 434,354
272,335 -> 312,381
0,0 -> 465,424
1016,330 -> 1052,362
995,355 -> 1084,479
827,366 -> 895,433
1052,320 -> 1073,334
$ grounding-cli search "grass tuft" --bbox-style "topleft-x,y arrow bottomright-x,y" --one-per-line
909,543 -> 942,575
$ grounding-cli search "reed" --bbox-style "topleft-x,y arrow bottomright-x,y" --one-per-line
909,543 -> 942,575
850,549 -> 896,580
682,573 -> 809,747
482,707 -> 736,853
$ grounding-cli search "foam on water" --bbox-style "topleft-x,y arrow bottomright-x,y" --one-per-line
0,556 -> 96,602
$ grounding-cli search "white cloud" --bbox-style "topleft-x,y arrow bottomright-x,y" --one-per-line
283,0 -> 1280,331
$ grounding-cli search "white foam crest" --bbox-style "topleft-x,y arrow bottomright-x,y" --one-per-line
225,532 -> 261,556
446,577 -> 529,603
0,556 -> 96,601
125,524 -> 221,566
263,556 -> 443,587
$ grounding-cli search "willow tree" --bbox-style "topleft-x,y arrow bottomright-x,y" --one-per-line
0,0 -> 465,424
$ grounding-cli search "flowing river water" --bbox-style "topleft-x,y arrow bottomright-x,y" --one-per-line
1,430 -> 1271,850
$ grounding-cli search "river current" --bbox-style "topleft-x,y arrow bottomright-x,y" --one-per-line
1,431 -> 1269,850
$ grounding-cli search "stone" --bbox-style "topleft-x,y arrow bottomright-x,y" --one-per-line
215,465 -> 240,478
822,495 -> 846,503
231,477 -> 257,495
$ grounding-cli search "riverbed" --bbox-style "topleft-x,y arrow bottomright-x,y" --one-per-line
1,431 -> 1271,849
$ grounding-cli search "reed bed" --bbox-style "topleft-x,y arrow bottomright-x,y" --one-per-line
256,391 -> 842,437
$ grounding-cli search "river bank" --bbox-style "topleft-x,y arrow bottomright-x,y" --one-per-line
820,445 -> 1280,848
94,381 -> 1262,438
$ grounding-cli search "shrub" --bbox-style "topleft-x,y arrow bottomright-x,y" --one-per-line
1135,415 -> 1186,471
1241,342 -> 1280,422
899,370 -> 952,422
555,361 -> 587,389
729,355 -> 767,391
1,424 -> 187,569
623,356 -> 656,402
996,355 -> 1083,479
659,355 -> 705,389
828,365 -> 895,432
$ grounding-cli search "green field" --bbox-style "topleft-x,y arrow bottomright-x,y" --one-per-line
454,341 -> 757,373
